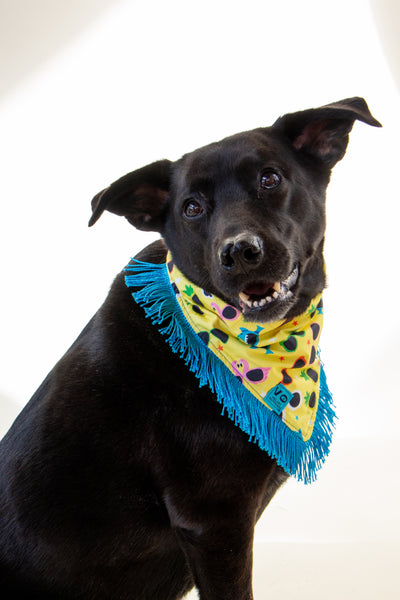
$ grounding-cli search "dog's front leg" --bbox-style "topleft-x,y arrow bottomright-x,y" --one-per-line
175,513 -> 256,600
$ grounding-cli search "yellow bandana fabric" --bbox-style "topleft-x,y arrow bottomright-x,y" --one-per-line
125,252 -> 335,483
166,253 -> 323,443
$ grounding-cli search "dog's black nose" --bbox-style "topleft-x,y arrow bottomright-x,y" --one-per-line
219,235 -> 263,271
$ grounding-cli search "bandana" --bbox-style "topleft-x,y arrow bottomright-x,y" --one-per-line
125,252 -> 336,484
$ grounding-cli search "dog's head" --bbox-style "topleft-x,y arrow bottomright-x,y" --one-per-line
89,97 -> 381,323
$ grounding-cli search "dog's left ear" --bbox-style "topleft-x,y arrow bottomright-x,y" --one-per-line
274,97 -> 381,168
88,159 -> 172,231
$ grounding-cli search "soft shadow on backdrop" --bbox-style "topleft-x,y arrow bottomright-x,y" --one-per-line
0,1 -> 399,598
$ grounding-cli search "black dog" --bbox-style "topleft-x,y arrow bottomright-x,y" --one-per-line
0,98 -> 380,599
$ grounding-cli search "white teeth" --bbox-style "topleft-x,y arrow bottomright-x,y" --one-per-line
243,295 -> 274,310
238,265 -> 299,311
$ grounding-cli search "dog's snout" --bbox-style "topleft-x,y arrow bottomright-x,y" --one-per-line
219,235 -> 263,271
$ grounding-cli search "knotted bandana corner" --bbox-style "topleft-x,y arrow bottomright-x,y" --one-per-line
124,252 -> 336,484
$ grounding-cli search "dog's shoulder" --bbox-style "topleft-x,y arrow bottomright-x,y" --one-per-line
133,238 -> 167,264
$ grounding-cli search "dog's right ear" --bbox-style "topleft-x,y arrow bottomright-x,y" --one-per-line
88,159 -> 172,232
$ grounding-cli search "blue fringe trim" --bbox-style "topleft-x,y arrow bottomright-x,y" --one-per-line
125,259 -> 336,484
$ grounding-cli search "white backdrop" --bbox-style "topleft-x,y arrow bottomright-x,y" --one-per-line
1,0 -> 399,439
1,2 -> 399,595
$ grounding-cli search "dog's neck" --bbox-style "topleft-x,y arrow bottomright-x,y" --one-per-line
166,251 -> 324,439
125,253 -> 336,484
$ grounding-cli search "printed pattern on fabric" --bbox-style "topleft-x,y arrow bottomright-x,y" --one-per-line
124,253 -> 336,484
166,253 -> 323,442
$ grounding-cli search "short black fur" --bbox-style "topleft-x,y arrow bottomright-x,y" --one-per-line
0,98 -> 380,599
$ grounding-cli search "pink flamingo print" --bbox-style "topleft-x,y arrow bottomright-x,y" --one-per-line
231,360 -> 270,384
211,302 -> 240,321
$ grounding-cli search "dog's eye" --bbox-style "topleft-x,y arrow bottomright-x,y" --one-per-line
260,171 -> 281,190
184,199 -> 204,219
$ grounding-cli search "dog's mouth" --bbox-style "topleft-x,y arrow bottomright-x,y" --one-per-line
238,265 -> 299,313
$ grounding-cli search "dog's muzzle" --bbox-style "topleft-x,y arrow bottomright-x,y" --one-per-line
216,232 -> 299,321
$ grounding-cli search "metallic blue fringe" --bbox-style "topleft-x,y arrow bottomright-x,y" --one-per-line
125,258 -> 336,484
